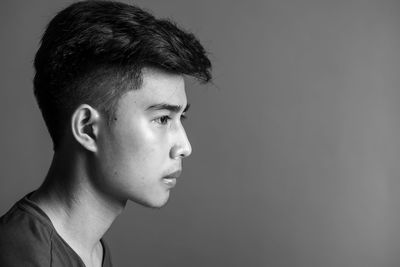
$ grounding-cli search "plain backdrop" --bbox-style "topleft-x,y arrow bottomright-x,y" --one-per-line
1,0 -> 400,266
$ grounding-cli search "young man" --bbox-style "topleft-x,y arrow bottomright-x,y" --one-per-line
0,1 -> 211,266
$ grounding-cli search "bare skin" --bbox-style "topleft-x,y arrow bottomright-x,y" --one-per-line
30,68 -> 191,267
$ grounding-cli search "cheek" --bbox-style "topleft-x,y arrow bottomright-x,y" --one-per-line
111,121 -> 169,172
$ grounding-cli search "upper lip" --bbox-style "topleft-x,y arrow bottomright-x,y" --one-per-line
164,170 -> 182,179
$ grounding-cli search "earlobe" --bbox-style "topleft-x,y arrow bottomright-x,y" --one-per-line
71,104 -> 101,152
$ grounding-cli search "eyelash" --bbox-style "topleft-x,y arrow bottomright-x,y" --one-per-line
154,116 -> 171,125
154,114 -> 187,125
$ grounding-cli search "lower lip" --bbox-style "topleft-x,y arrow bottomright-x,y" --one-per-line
162,178 -> 177,188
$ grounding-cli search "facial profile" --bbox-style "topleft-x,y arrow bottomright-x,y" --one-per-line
91,68 -> 192,208
0,2 -> 212,266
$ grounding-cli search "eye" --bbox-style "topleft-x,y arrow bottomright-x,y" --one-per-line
154,115 -> 171,125
181,113 -> 187,121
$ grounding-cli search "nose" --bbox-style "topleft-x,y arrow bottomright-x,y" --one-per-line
170,125 -> 192,159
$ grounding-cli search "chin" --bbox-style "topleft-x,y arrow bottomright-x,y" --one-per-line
131,192 -> 171,209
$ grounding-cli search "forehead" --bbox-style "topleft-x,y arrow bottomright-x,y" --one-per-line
116,68 -> 186,115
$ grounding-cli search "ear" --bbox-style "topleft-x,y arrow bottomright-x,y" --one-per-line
71,104 -> 101,152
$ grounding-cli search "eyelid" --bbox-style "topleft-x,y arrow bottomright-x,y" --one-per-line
153,115 -> 171,125
152,110 -> 188,125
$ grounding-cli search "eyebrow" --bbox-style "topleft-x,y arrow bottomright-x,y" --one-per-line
146,103 -> 191,113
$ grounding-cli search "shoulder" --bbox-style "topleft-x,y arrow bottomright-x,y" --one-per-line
0,200 -> 53,266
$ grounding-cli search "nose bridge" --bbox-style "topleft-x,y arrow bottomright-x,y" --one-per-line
171,122 -> 192,159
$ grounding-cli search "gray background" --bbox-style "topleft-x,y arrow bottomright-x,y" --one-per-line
1,0 -> 400,266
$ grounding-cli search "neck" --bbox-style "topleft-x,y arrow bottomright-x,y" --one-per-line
31,149 -> 126,264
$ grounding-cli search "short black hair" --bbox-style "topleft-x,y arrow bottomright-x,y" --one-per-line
33,0 -> 212,150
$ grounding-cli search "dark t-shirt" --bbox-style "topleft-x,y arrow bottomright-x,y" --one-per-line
0,193 -> 112,267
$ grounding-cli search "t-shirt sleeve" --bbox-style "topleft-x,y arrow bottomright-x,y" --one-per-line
0,207 -> 52,267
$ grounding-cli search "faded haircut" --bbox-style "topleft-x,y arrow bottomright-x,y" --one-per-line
33,0 -> 212,150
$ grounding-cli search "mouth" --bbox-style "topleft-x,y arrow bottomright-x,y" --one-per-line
162,170 -> 182,188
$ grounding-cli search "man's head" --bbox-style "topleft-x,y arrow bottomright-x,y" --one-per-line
34,0 -> 211,151
33,1 -> 211,207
